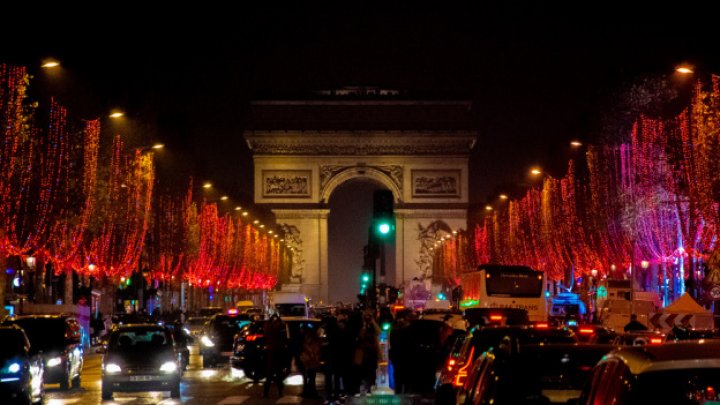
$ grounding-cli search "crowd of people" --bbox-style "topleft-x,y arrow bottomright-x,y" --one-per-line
261,307 -> 459,401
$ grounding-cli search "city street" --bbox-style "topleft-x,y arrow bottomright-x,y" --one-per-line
45,346 -> 323,405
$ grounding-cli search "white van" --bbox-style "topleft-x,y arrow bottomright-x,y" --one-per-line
270,292 -> 309,319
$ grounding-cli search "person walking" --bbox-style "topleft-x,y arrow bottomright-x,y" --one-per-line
300,323 -> 322,398
263,314 -> 289,398
354,310 -> 380,394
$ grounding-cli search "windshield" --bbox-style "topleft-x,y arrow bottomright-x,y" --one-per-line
0,330 -> 27,357
210,316 -> 251,336
187,318 -> 207,326
7,318 -> 66,352
486,269 -> 543,297
275,303 -> 307,317
109,328 -> 172,352
630,368 -> 720,404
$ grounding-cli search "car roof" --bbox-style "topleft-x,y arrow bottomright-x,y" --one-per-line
605,340 -> 720,374
115,323 -> 167,330
11,314 -> 69,320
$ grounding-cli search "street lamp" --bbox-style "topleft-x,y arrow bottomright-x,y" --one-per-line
202,182 -> 212,189
675,65 -> 695,75
485,205 -> 493,211
570,140 -> 583,148
499,194 -> 509,200
220,196 -> 229,201
41,58 -> 60,69
109,110 -> 125,119
530,168 -> 542,176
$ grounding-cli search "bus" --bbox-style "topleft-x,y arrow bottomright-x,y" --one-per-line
459,264 -> 548,322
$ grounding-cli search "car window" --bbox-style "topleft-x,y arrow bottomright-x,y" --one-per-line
211,315 -> 251,335
629,368 -> 720,404
110,329 -> 172,351
6,318 -> 66,352
0,329 -> 28,356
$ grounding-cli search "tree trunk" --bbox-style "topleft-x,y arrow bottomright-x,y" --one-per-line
64,270 -> 73,305
0,256 -> 6,317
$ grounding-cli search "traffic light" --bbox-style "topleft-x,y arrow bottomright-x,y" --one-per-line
360,271 -> 371,294
373,190 -> 395,240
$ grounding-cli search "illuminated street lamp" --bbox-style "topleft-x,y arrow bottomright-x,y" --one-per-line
570,140 -> 582,148
109,110 -> 125,119
41,58 -> 60,69
151,143 -> 165,150
485,205 -> 493,211
676,65 -> 695,75
202,182 -> 212,189
234,206 -> 242,211
530,168 -> 542,176
499,194 -> 509,200
220,196 -> 229,201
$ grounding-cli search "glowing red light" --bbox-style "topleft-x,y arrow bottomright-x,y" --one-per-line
650,338 -> 662,344
535,322 -> 549,329
490,315 -> 503,321
579,328 -> 595,334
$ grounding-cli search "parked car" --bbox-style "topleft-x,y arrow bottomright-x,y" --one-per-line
200,313 -> 252,367
577,340 -> 720,404
101,324 -> 181,400
3,314 -> 84,390
0,325 -> 44,404
454,344 -> 614,405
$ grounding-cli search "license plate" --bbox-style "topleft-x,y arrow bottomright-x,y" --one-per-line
129,375 -> 155,382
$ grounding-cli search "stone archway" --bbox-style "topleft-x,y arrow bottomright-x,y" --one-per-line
245,98 -> 476,303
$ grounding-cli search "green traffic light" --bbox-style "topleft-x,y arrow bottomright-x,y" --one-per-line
378,223 -> 391,235
362,274 -> 370,283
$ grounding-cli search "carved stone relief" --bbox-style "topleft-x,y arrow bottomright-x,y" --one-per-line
415,220 -> 453,280
278,224 -> 305,283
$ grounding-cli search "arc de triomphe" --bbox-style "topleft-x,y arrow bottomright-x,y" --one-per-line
245,95 -> 477,303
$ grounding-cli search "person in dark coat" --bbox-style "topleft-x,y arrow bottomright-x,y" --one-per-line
354,311 -> 380,394
624,314 -> 648,333
263,314 -> 289,398
389,311 -> 413,394
300,324 -> 322,398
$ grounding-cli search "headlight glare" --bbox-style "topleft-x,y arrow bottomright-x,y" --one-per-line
160,361 -> 178,373
47,357 -> 62,367
201,335 -> 215,347
105,363 -> 121,374
8,363 -> 21,373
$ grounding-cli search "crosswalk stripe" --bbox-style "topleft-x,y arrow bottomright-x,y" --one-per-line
217,395 -> 250,404
276,396 -> 302,404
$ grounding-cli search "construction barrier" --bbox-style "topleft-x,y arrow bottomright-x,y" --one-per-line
649,312 -> 714,333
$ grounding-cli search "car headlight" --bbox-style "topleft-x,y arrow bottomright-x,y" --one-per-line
105,363 -> 122,374
47,357 -> 62,367
7,363 -> 21,373
201,335 -> 215,347
160,361 -> 178,373
183,327 -> 191,335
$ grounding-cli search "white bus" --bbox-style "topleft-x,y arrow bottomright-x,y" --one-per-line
460,264 -> 548,322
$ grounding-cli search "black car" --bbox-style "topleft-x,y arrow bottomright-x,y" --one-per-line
0,326 -> 44,404
230,320 -> 267,381
4,315 -> 84,390
231,319 -> 322,381
456,344 -> 615,405
200,313 -> 252,367
101,324 -> 181,400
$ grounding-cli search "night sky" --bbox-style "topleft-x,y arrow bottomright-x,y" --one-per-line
3,5 -> 720,298
4,4 -> 720,203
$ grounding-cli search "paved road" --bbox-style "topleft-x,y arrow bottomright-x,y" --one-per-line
45,346 -> 325,405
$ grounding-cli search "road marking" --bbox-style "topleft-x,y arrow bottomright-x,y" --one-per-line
276,396 -> 302,404
217,396 -> 249,404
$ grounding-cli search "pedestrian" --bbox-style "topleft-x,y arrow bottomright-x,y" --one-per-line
263,314 -> 289,398
389,310 -> 413,394
300,323 -> 322,398
354,310 -> 380,394
623,314 -> 648,333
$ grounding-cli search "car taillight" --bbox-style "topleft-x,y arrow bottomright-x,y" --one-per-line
453,348 -> 474,387
447,359 -> 456,371
535,323 -> 549,329
579,328 -> 595,335
650,338 -> 662,344
246,334 -> 263,342
489,315 -> 503,322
